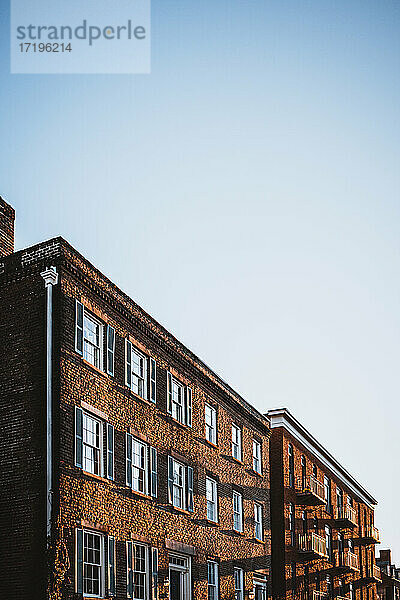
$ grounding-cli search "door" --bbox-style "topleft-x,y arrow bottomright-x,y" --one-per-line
170,570 -> 182,600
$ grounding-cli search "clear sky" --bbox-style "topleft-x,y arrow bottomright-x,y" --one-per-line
1,0 -> 399,559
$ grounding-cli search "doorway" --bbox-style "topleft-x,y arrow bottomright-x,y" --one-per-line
169,554 -> 191,600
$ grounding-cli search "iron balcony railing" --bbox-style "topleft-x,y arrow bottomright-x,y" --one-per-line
297,475 -> 325,502
312,592 -> 327,600
373,565 -> 382,582
363,525 -> 380,542
335,504 -> 357,526
298,532 -> 328,558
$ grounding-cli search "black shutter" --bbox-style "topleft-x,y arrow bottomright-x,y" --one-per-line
75,300 -> 84,355
75,407 -> 83,468
76,528 -> 83,594
151,547 -> 158,599
127,541 -> 133,598
150,446 -> 157,498
167,372 -> 172,414
185,386 -> 192,427
107,325 -> 115,376
108,536 -> 116,595
150,358 -> 156,403
126,340 -> 132,388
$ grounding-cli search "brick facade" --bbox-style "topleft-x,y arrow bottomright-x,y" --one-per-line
268,409 -> 380,600
0,222 -> 271,600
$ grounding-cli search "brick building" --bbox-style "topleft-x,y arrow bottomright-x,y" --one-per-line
267,409 -> 381,600
376,550 -> 400,600
0,197 -> 271,600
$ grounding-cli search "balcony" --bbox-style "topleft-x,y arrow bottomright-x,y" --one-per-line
333,550 -> 359,574
296,476 -> 326,506
331,505 -> 357,529
313,592 -> 327,600
357,565 -> 382,585
359,525 -> 380,545
298,532 -> 329,560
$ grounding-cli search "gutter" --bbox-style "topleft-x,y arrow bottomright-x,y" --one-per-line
40,266 -> 59,545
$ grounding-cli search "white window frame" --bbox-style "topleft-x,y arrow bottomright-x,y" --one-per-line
131,438 -> 148,495
208,561 -> 219,600
254,502 -> 263,541
232,424 -> 242,461
169,553 -> 192,600
233,491 -> 243,533
83,310 -> 103,370
172,458 -> 186,510
82,412 -> 103,477
83,530 -> 105,598
205,403 -> 217,445
171,377 -> 184,424
131,347 -> 148,400
127,542 -> 150,600
253,576 -> 268,600
234,568 -> 244,600
206,477 -> 218,522
253,439 -> 262,474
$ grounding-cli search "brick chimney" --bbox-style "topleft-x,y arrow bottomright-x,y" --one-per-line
0,197 -> 15,257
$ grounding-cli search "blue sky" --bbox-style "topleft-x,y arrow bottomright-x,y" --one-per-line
1,0 -> 399,557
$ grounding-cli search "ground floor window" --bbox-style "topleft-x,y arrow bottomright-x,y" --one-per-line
208,561 -> 219,600
234,567 -> 244,600
254,575 -> 267,600
83,530 -> 104,598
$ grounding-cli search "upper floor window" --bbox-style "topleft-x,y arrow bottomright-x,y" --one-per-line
289,503 -> 295,546
205,404 -> 217,445
75,529 -> 115,598
208,561 -> 219,600
325,525 -> 333,562
301,456 -> 306,489
233,490 -> 243,532
232,424 -> 242,461
206,477 -> 218,522
167,373 -> 192,427
324,476 -> 332,513
312,464 -> 317,479
126,434 -> 157,498
253,439 -> 262,474
254,502 -> 263,541
288,444 -> 294,488
168,456 -> 194,512
126,341 -> 157,403
75,407 -> 114,480
75,301 -> 104,370
234,568 -> 244,600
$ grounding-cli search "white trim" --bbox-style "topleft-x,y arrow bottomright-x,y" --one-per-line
267,409 -> 377,508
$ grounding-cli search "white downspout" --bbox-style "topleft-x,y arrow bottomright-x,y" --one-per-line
40,266 -> 59,546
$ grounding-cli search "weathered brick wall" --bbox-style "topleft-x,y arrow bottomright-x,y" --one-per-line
0,197 -> 15,258
270,427 -> 378,600
56,255 -> 272,599
0,269 -> 49,598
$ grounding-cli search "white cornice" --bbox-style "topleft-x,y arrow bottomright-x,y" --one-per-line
267,408 -> 377,509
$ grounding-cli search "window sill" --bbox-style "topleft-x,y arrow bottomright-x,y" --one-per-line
166,414 -> 191,430
251,468 -> 263,477
205,439 -> 219,450
232,529 -> 245,536
206,519 -> 220,527
231,456 -> 244,466
81,470 -> 110,484
81,357 -> 109,379
169,505 -> 192,516
126,388 -> 156,407
127,487 -> 154,501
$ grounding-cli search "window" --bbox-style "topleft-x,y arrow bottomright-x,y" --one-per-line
232,424 -> 242,461
127,542 -> 149,599
337,487 -> 344,517
168,456 -> 194,512
208,561 -> 219,600
126,342 -> 148,399
254,576 -> 268,600
301,511 -> 307,535
338,533 -> 344,566
233,491 -> 243,532
167,372 -> 192,426
288,444 -> 294,488
205,404 -> 217,444
206,477 -> 218,522
289,503 -> 295,545
291,562 -> 297,595
234,568 -> 244,600
301,456 -> 307,489
75,301 -> 103,369
324,476 -> 332,513
75,407 -> 114,479
253,439 -> 262,474
75,529 -> 105,598
126,434 -> 157,498
312,464 -> 317,478
254,502 -> 263,541
325,525 -> 333,563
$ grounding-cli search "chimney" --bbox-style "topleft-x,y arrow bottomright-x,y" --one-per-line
0,197 -> 15,257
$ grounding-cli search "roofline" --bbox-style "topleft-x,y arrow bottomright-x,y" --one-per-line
266,408 -> 377,507
3,235 -> 270,432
